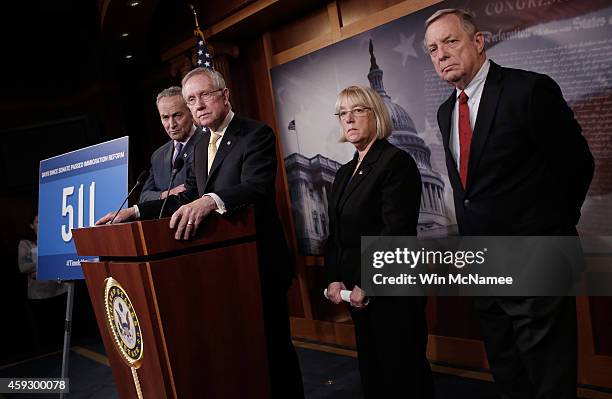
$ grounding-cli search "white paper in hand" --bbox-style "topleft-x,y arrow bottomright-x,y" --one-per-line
323,288 -> 352,302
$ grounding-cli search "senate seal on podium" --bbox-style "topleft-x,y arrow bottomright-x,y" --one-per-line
104,277 -> 144,367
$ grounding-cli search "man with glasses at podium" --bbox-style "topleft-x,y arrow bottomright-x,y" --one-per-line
97,67 -> 304,398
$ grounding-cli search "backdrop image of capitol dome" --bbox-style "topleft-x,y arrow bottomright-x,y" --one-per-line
271,0 -> 612,256
272,32 -> 454,256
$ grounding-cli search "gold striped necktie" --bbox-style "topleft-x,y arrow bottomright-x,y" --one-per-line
208,132 -> 222,172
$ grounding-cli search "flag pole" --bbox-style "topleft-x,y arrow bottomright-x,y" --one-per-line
294,119 -> 301,155
189,4 -> 202,36
59,281 -> 75,399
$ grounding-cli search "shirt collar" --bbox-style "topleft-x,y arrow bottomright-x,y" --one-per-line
211,109 -> 234,137
174,124 -> 197,146
456,58 -> 490,99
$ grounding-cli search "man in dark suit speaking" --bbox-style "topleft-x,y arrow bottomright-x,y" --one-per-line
424,8 -> 594,399
97,67 -> 304,398
139,86 -> 202,202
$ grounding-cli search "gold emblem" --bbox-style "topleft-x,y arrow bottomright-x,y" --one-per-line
104,277 -> 144,398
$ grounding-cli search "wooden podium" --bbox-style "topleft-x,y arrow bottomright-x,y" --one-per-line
73,208 -> 270,398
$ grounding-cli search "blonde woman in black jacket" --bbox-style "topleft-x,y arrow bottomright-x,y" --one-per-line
325,85 -> 433,398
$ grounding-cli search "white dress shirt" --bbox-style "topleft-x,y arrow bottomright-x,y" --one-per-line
450,59 -> 491,169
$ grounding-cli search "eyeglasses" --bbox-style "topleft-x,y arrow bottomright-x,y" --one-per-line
186,88 -> 223,106
334,107 -> 371,120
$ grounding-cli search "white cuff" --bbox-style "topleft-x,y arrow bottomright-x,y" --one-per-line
133,205 -> 140,218
204,193 -> 226,214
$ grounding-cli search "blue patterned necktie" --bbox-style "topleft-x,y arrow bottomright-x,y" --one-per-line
172,142 -> 183,164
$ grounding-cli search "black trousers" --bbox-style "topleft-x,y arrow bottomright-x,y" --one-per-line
349,296 -> 434,399
260,286 -> 304,399
474,296 -> 577,399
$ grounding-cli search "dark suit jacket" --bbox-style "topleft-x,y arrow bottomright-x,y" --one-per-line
325,139 -> 422,289
139,129 -> 203,202
138,114 -> 293,290
437,61 -> 594,236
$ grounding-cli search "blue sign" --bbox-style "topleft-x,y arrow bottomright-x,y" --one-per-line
38,137 -> 129,280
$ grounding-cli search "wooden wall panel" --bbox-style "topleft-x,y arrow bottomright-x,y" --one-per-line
270,7 -> 331,54
339,0 -> 440,40
338,0 -> 408,27
577,297 -> 612,388
304,264 -> 351,323
271,0 -> 440,66
589,297 -> 612,356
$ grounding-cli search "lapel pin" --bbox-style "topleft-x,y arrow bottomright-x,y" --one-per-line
227,140 -> 231,146
359,170 -> 363,175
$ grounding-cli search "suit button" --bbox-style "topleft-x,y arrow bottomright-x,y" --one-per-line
464,199 -> 470,207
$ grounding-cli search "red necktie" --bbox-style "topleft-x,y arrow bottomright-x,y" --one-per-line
458,91 -> 472,189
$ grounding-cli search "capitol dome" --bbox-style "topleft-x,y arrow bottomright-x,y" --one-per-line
367,39 -> 449,232
385,100 -> 417,133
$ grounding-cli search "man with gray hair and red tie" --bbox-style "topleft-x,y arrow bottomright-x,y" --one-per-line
425,8 -> 593,399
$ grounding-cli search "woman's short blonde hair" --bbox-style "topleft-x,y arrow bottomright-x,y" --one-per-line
335,85 -> 393,142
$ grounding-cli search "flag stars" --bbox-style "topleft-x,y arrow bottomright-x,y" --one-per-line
195,31 -> 214,70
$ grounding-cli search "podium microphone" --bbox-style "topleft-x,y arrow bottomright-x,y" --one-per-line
109,170 -> 150,224
158,157 -> 185,219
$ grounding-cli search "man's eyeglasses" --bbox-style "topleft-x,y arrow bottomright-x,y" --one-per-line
186,88 -> 223,106
334,107 -> 371,120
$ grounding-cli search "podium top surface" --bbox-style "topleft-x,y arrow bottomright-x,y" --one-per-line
73,208 -> 256,259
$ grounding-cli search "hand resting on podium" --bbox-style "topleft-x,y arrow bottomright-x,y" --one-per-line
95,195 -> 218,241
96,207 -> 137,225
169,195 -> 217,240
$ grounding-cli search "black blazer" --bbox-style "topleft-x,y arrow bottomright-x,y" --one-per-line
138,114 -> 293,290
325,139 -> 422,288
437,61 -> 594,235
139,129 -> 203,202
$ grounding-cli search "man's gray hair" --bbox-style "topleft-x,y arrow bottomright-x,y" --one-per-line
424,8 -> 480,36
156,86 -> 184,105
181,67 -> 226,92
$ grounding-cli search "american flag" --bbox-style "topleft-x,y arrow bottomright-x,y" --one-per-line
195,29 -> 214,70
190,4 -> 214,70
